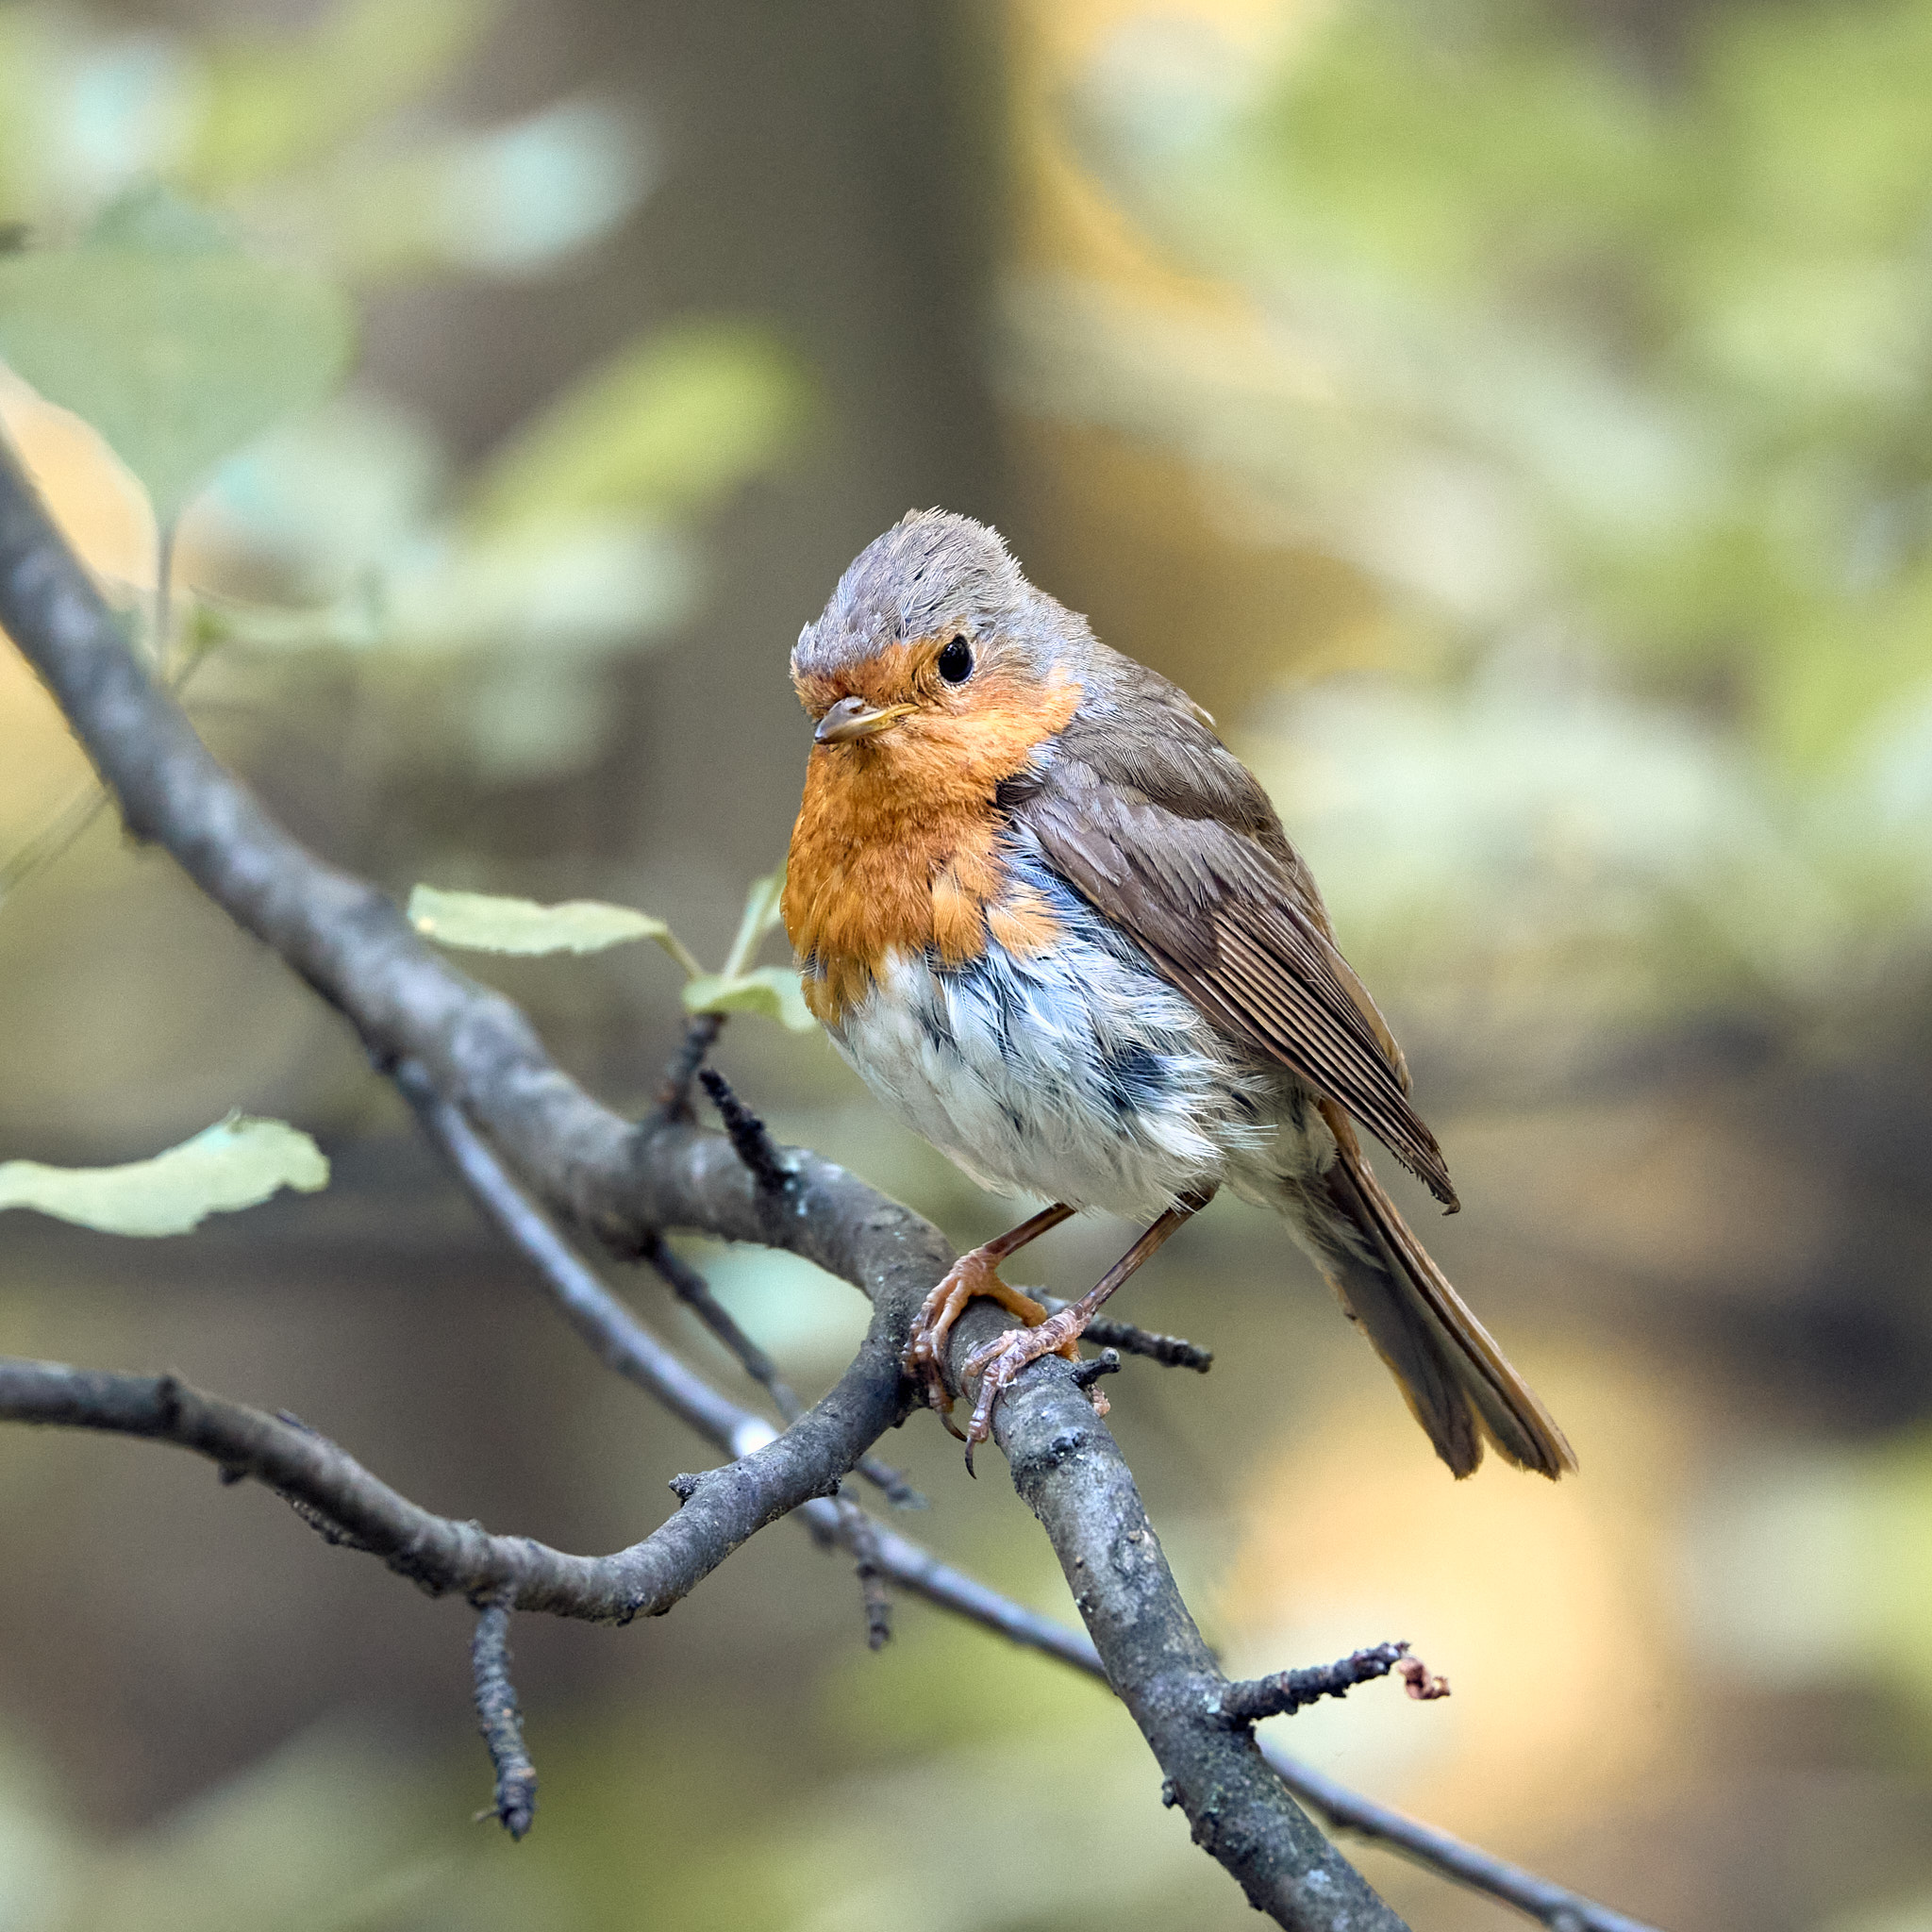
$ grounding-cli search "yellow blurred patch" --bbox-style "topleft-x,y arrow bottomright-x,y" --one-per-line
0,375 -> 154,843
1008,0 -> 1292,285
1214,1343 -> 1696,1840
0,371 -> 156,585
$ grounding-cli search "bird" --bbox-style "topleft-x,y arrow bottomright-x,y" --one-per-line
780,508 -> 1574,1480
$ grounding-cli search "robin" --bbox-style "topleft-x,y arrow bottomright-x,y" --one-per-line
782,509 -> 1574,1479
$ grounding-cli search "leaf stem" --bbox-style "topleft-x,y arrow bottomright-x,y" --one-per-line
654,929 -> 708,982
720,867 -> 786,981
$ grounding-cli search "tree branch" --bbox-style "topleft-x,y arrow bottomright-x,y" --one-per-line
1261,1754 -> 1664,1932
837,1486 -> 893,1650
1044,1298 -> 1214,1373
0,1353 -> 841,1618
981,1353 -> 1390,1925
0,1345 -> 1655,1931
0,432 -> 1657,1932
371,1092 -> 1658,1932
393,1058 -> 918,1507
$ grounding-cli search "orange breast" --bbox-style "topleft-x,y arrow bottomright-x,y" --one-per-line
783,666 -> 1081,1024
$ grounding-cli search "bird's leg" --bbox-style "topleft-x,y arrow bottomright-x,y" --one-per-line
904,1203 -> 1075,1436
958,1187 -> 1216,1470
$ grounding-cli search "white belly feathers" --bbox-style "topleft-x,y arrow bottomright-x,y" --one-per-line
821,858 -> 1307,1219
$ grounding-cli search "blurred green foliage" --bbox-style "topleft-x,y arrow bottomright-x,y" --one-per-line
0,0 -> 803,782
0,1 -> 814,1214
1231,0 -> 1932,772
0,185 -> 353,522
470,325 -> 808,535
0,0 -> 637,280
1012,0 -> 1932,1029
184,0 -> 491,191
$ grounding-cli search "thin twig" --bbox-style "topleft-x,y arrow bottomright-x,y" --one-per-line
391,1060 -> 767,1462
1070,1346 -> 1121,1417
0,638 -> 212,912
152,517 -> 177,679
657,1012 -> 724,1119
472,1602 -> 537,1839
1220,1641 -> 1447,1724
1259,1745 -> 1662,1932
0,782 -> 111,907
1069,1348 -> 1123,1391
1040,1295 -> 1213,1372
838,1488 -> 892,1650
698,1066 -> 791,1193
641,1230 -> 795,1411
641,1230 -> 922,1507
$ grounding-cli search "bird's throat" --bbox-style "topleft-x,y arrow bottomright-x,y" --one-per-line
782,673 -> 1079,1024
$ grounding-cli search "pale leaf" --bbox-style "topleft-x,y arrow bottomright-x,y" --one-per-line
0,1115 -> 328,1237
682,965 -> 815,1031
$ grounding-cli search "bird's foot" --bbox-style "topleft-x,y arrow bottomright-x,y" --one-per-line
903,1249 -> 1052,1441
957,1308 -> 1086,1473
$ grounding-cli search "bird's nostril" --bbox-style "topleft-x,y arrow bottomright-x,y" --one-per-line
814,695 -> 874,742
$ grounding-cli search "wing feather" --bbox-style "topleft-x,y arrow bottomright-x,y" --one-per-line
1015,655 -> 1457,1206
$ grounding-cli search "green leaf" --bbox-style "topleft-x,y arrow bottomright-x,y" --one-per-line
0,1115 -> 328,1237
0,186 -> 354,522
408,883 -> 695,965
683,965 -> 816,1032
466,321 -> 806,536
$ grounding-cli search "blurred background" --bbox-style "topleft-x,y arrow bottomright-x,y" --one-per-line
3,0 -> 1931,1926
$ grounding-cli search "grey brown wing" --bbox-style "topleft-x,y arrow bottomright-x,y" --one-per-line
1016,732 -> 1457,1209
1050,650 -> 1415,1094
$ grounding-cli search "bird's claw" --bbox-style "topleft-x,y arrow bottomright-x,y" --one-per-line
901,1249 -> 1049,1449
958,1313 -> 1084,1468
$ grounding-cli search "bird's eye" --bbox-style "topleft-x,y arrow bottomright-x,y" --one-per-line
937,636 -> 973,684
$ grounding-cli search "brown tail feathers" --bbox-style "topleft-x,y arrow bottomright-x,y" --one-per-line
1304,1105 -> 1575,1480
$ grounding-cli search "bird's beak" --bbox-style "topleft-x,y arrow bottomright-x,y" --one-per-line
813,696 -> 917,745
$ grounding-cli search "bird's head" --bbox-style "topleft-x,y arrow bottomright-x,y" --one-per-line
791,511 -> 1086,794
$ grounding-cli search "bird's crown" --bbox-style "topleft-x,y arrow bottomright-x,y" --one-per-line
794,509 -> 1023,678
789,509 -> 1089,758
